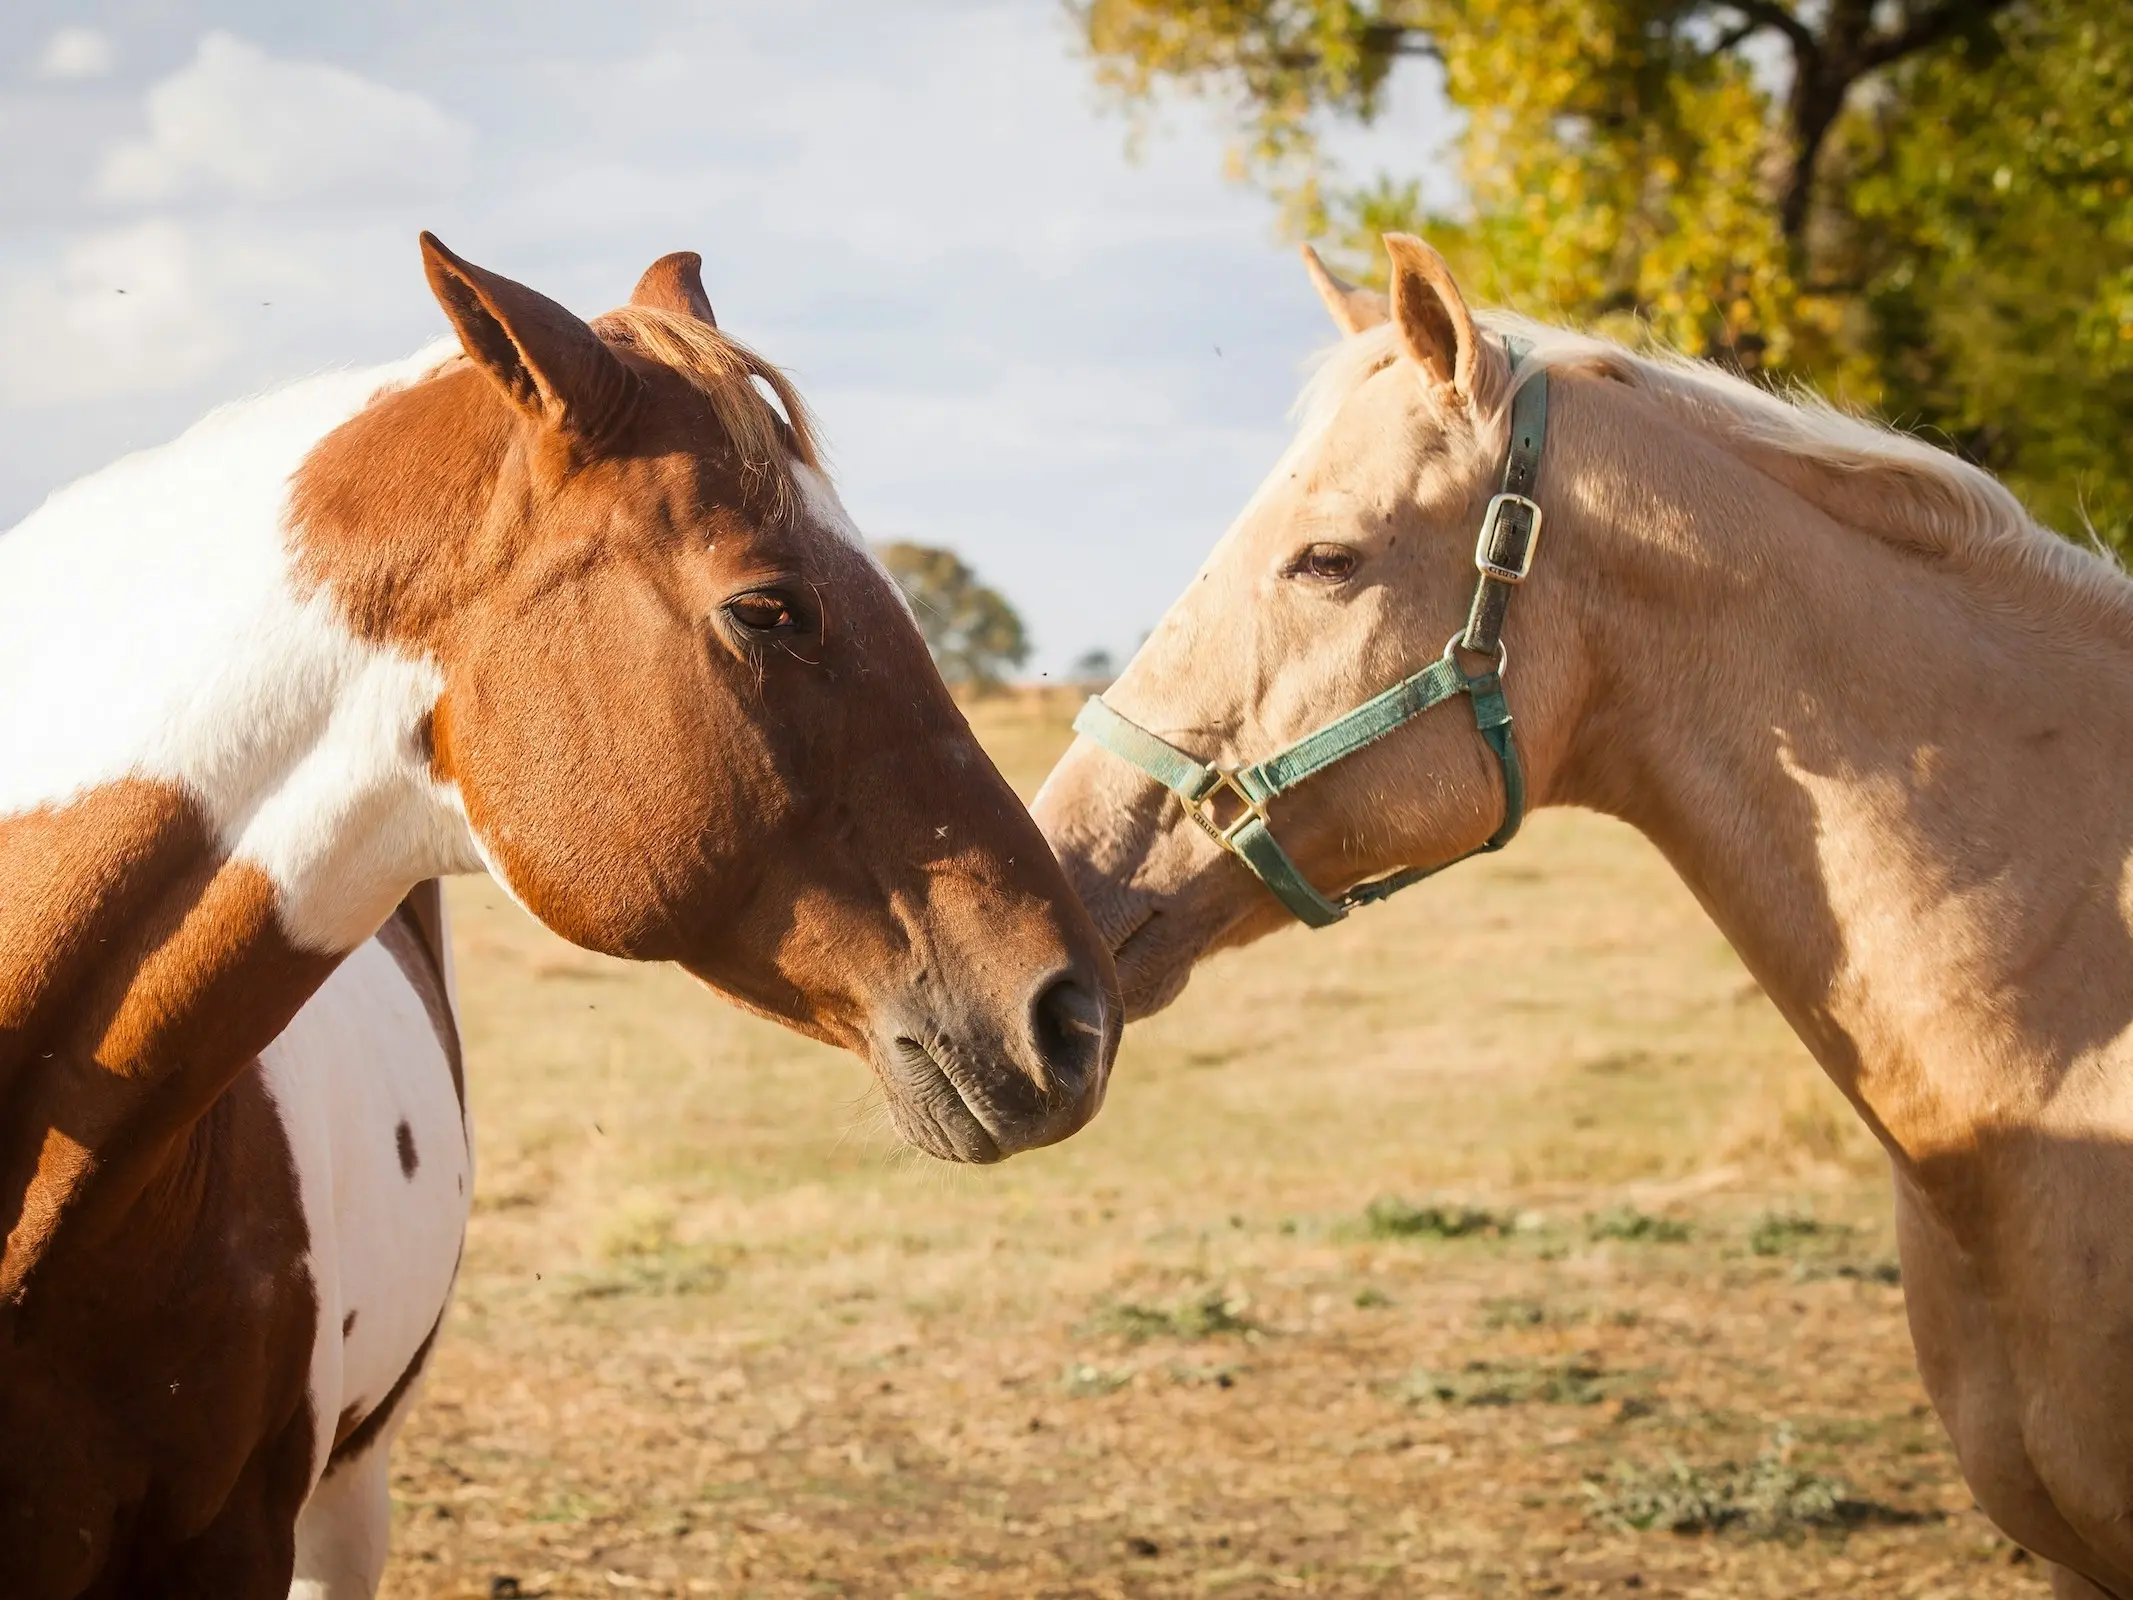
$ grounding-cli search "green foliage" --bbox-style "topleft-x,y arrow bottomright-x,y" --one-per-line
874,541 -> 1032,690
1079,0 -> 1432,176
1077,0 -> 1842,362
1843,0 -> 2133,544
1074,0 -> 2132,551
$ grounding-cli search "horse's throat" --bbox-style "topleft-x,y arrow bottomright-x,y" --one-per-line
0,778 -> 336,1295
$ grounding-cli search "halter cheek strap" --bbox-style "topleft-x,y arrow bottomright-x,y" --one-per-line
1071,345 -> 1549,929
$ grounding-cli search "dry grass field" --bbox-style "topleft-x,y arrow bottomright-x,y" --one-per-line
381,692 -> 2045,1599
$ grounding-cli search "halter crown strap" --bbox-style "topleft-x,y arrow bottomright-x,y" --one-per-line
1072,340 -> 1548,928
1465,361 -> 1549,654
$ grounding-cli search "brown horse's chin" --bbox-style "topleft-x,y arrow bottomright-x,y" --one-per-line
875,1037 -> 1006,1164
868,991 -> 1113,1166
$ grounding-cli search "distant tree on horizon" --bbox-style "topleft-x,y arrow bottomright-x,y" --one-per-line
875,541 -> 1033,692
1070,647 -> 1119,687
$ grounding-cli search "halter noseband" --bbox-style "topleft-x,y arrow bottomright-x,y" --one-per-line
1071,342 -> 1549,928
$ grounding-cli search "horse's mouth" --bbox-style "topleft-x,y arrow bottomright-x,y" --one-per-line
880,1036 -> 1004,1164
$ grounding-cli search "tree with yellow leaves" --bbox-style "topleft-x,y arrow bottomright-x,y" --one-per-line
1075,0 -> 2131,543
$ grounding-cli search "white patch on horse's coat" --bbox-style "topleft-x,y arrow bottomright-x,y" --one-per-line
791,462 -> 860,551
0,339 -> 484,952
258,930 -> 470,1497
289,1437 -> 394,1600
792,461 -> 916,625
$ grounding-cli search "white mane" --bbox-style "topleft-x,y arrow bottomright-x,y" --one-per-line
1294,311 -> 2120,599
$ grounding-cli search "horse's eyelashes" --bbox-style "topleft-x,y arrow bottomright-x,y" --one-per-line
1284,542 -> 1360,584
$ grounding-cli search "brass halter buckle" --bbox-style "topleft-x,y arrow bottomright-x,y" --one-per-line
1187,768 -> 1268,849
1475,492 -> 1544,583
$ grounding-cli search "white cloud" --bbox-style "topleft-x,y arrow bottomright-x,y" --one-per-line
0,213 -> 430,412
37,27 -> 115,81
3,2 -> 1464,666
0,222 -> 230,407
97,32 -> 473,206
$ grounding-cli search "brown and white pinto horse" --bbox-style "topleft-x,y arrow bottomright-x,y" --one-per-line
0,237 -> 1118,1597
1038,236 -> 2133,1596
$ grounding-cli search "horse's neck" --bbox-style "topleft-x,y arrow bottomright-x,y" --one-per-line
1551,397 -> 2133,1174
0,349 -> 477,1292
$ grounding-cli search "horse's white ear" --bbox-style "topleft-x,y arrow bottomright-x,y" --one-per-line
1383,234 -> 1478,399
1300,245 -> 1388,336
419,232 -> 639,444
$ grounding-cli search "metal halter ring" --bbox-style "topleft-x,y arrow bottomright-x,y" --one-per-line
1442,631 -> 1509,680
1187,768 -> 1267,848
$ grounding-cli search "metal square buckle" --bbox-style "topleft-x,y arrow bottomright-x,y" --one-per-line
1187,769 -> 1267,849
1474,492 -> 1543,583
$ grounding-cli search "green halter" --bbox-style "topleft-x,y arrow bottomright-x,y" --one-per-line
1072,345 -> 1549,929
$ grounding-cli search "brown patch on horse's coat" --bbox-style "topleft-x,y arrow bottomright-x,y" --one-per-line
0,1054 -> 319,1594
326,1304 -> 446,1476
0,780 -> 337,1295
343,1309 -> 358,1338
0,784 -> 334,1590
395,1120 -> 418,1179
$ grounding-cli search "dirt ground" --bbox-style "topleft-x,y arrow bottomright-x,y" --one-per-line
381,692 -> 2046,1599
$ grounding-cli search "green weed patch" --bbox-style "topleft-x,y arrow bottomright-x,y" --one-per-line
1088,1289 -> 1259,1343
1405,1358 -> 1621,1408
1364,1196 -> 1514,1240
1586,1431 -> 1936,1539
1748,1212 -> 1846,1256
1587,1206 -> 1694,1244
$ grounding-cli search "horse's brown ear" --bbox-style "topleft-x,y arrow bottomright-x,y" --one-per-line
418,232 -> 638,443
1383,233 -> 1478,399
1301,245 -> 1388,336
630,251 -> 716,327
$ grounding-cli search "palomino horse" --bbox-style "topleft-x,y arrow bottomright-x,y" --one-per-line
1037,234 -> 2133,1597
0,237 -> 1118,1597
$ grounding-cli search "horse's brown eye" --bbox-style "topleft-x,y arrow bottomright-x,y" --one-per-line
1287,543 -> 1359,583
726,590 -> 800,635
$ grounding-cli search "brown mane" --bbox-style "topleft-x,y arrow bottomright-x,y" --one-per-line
591,303 -> 821,519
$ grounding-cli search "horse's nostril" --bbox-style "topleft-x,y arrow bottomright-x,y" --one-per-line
1031,975 -> 1104,1097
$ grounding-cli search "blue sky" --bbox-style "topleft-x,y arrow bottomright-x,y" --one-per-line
1,1 -> 1457,672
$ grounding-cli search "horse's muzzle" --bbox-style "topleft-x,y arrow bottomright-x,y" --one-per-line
871,968 -> 1115,1163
